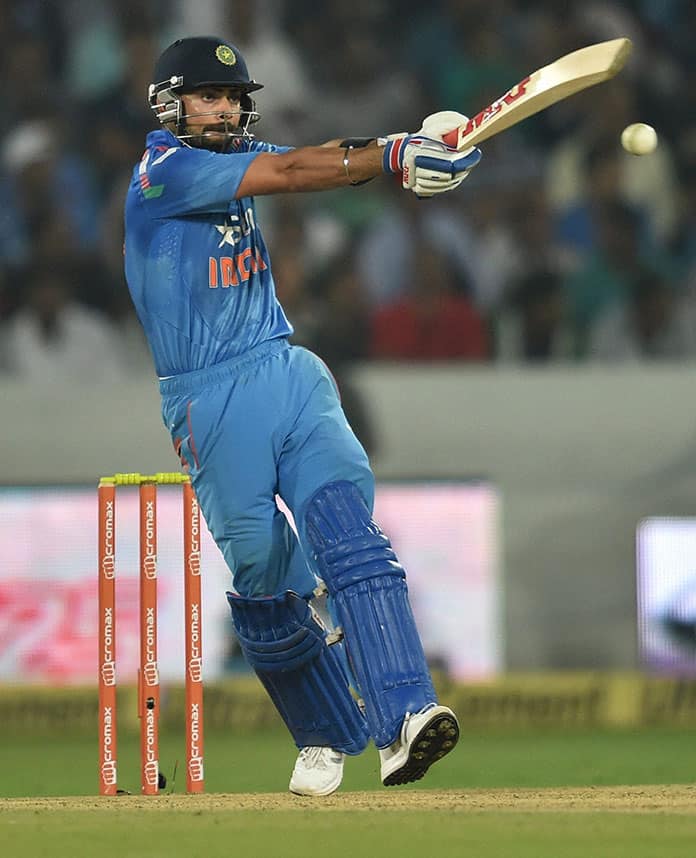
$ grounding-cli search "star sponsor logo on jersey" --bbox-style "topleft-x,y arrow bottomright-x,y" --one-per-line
209,207 -> 267,286
214,209 -> 256,248
215,224 -> 241,247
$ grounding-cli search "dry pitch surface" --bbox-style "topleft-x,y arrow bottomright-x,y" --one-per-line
3,785 -> 696,814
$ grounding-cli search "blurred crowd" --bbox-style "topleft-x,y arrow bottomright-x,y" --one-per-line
0,0 -> 695,387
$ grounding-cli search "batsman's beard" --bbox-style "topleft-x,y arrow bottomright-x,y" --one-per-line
186,119 -> 241,152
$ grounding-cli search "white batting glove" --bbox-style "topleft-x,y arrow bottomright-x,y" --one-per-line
413,111 -> 481,197
380,131 -> 482,198
417,110 -> 470,142
406,144 -> 482,197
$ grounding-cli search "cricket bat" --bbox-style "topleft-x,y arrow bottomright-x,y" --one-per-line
439,37 -> 632,151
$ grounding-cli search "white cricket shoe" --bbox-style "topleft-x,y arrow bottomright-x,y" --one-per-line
379,704 -> 459,786
289,747 -> 345,796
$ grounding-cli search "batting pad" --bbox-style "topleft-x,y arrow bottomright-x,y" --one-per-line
227,591 -> 369,755
305,481 -> 436,748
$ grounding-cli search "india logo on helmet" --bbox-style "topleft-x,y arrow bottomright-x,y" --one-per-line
215,45 -> 236,66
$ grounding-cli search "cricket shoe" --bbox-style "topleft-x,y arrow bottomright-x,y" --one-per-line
379,704 -> 459,786
289,747 -> 345,796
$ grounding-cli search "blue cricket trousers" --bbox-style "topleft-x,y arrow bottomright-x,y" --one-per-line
159,338 -> 374,597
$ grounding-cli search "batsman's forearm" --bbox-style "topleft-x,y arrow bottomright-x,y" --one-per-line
283,145 -> 384,189
236,143 -> 385,196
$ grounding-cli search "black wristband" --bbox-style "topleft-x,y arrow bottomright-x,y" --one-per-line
339,137 -> 376,149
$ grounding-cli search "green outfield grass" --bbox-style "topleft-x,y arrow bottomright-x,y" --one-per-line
2,726 -> 696,796
4,803 -> 696,858
2,728 -> 695,857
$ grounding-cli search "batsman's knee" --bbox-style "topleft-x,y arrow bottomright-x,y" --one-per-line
306,482 -> 402,590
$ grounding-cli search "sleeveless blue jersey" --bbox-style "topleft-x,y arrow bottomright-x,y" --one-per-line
124,129 -> 293,376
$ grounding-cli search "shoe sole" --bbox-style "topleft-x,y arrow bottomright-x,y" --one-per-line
382,711 -> 460,787
289,786 -> 341,797
289,778 -> 342,797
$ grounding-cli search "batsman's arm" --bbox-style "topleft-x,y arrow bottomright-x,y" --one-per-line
235,140 -> 384,196
235,133 -> 480,198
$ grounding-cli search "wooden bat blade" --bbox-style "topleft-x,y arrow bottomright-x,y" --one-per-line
442,37 -> 632,150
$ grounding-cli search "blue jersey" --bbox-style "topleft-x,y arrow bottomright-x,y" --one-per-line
124,129 -> 293,376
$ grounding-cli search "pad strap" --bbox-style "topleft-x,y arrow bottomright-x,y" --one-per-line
228,591 -> 369,755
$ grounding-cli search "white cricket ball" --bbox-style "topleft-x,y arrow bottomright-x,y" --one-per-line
620,123 -> 658,156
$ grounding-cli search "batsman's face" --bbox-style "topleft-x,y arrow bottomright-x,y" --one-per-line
181,87 -> 243,148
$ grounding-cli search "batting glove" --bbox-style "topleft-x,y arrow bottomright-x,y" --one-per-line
380,132 -> 482,198
417,110 -> 470,142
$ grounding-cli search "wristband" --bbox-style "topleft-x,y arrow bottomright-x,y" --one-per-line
339,137 -> 375,149
381,136 -> 414,173
382,137 -> 405,173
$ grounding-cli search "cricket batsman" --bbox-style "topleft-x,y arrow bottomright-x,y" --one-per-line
124,35 -> 480,795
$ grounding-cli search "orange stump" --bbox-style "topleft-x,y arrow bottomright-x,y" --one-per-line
138,482 -> 160,795
98,483 -> 118,796
183,481 -> 205,792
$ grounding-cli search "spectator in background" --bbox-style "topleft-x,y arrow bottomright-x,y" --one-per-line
554,139 -> 650,263
0,118 -> 100,268
401,0 -> 521,116
0,0 -> 67,74
311,249 -> 372,369
370,243 -> 489,361
0,116 -> 120,322
588,271 -> 696,362
293,5 -> 417,140
546,80 -> 679,248
669,164 -> 696,292
425,1 -> 521,119
466,187 -> 569,316
356,182 -> 480,311
495,270 -> 574,362
63,0 -> 173,101
64,1 -> 132,100
0,265 -> 14,323
451,189 -> 520,315
562,200 -> 667,357
0,261 -> 128,383
2,29 -> 64,123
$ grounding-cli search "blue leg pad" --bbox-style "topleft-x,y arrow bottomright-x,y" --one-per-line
227,590 -> 369,755
304,481 -> 436,748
